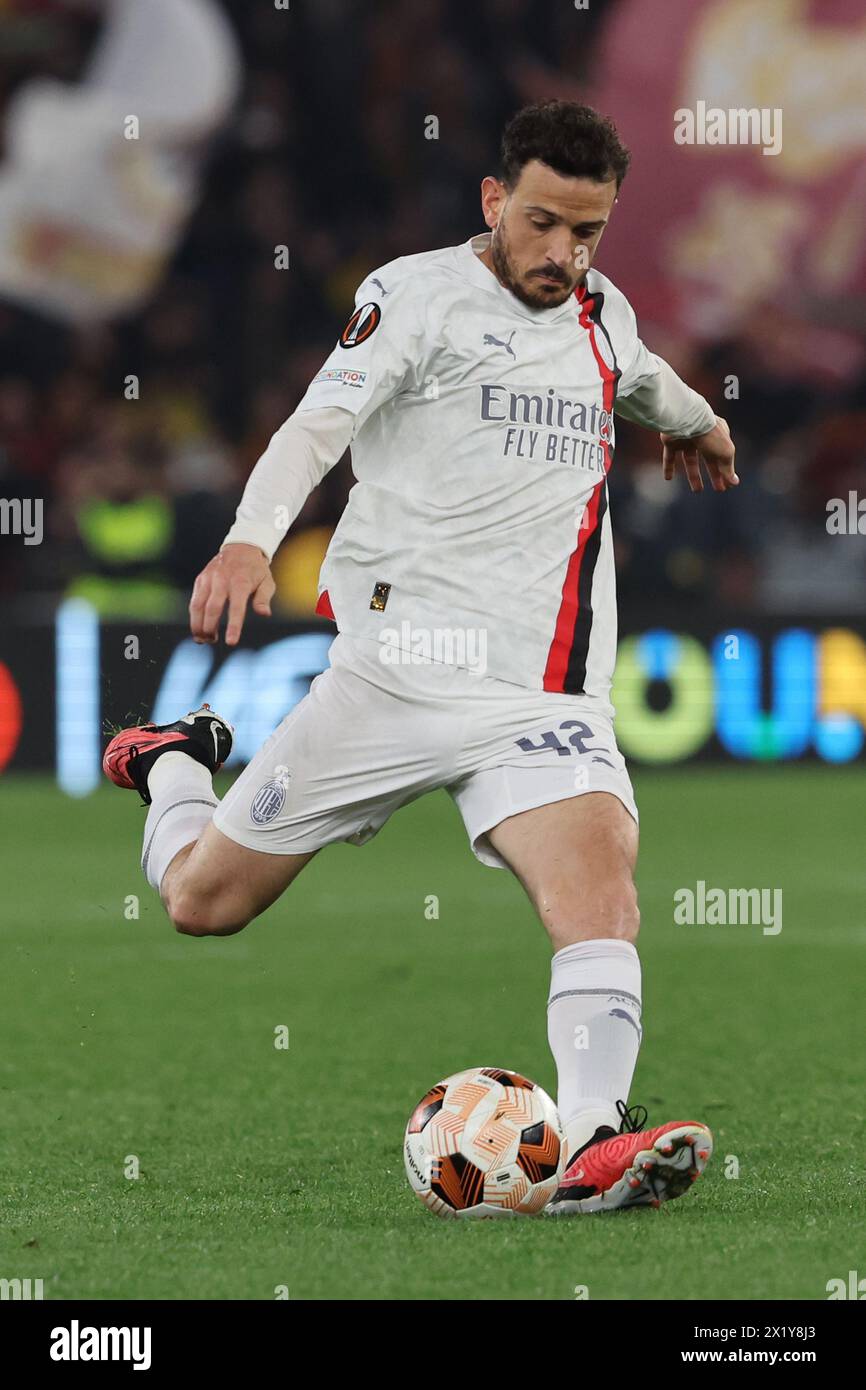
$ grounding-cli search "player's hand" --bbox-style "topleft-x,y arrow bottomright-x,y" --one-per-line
189,544 -> 275,646
660,415 -> 739,493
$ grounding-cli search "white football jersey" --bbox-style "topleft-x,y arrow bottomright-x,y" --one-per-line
296,233 -> 683,698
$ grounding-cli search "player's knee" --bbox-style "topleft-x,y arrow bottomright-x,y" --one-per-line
166,885 -> 250,938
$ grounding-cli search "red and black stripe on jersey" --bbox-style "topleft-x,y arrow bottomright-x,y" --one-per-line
543,284 -> 621,695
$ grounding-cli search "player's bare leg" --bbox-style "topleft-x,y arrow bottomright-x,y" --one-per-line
104,704 -> 315,937
159,825 -> 315,937
487,792 -> 712,1212
487,790 -> 640,951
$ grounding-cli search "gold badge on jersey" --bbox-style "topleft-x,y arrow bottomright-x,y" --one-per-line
370,581 -> 391,611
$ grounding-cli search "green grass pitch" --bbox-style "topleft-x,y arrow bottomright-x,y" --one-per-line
0,767 -> 862,1300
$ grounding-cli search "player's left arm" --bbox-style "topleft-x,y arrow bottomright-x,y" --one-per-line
659,412 -> 737,494
607,283 -> 738,494
615,353 -> 738,494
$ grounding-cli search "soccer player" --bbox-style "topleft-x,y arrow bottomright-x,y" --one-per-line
105,103 -> 737,1213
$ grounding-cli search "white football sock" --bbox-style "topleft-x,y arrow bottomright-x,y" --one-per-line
547,938 -> 643,1158
140,753 -> 218,892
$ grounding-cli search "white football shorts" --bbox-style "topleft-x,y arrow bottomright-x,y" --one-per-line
212,632 -> 637,869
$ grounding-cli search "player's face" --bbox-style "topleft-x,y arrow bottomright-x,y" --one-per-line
481,160 -> 617,309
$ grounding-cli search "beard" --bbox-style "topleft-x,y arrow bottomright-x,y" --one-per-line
490,220 -> 579,310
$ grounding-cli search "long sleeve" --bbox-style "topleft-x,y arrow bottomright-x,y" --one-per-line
221,405 -> 355,561
615,351 -> 716,437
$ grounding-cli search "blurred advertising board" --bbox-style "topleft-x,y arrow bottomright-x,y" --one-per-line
1,600 -> 864,791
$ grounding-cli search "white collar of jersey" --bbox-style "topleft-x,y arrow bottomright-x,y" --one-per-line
458,233 -> 581,322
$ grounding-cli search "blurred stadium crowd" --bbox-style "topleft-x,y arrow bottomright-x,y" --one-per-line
1,0 -> 865,622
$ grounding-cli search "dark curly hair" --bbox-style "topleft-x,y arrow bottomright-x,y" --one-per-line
500,101 -> 630,191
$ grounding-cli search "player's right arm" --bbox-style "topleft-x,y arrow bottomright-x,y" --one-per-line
189,406 -> 354,645
189,264 -> 426,645
188,541 -> 274,647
